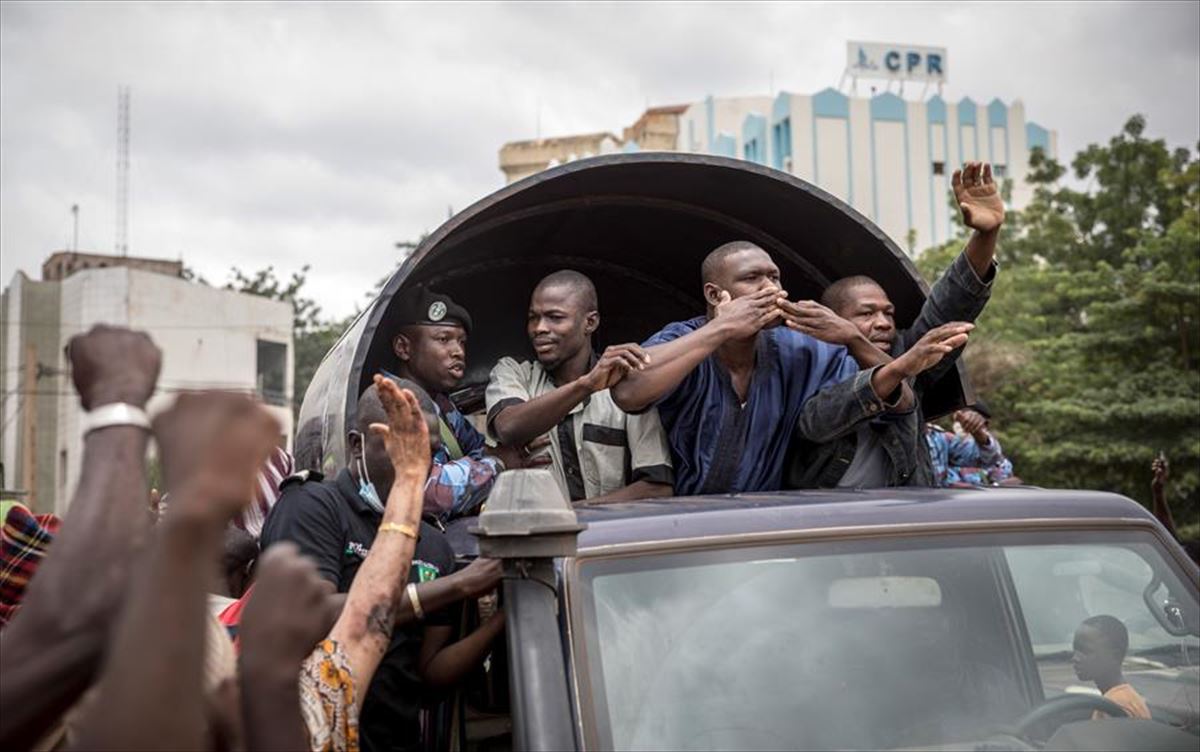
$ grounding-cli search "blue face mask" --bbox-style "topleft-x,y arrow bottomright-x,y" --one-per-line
352,434 -> 386,514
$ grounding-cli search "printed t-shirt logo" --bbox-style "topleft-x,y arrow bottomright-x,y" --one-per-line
413,559 -> 441,583
345,541 -> 369,559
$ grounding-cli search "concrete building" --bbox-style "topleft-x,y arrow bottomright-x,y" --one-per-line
498,90 -> 1057,254
623,104 -> 689,151
499,132 -> 622,184
674,90 -> 1057,252
1,252 -> 293,514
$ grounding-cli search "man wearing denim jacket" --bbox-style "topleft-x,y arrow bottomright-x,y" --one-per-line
782,161 -> 1005,488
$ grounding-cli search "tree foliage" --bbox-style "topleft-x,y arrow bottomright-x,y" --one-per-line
919,116 -> 1200,526
223,264 -> 354,419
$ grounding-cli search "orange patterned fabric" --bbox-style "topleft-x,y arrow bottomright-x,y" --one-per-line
299,639 -> 359,752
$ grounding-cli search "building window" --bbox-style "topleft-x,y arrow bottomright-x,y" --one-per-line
256,339 -> 287,407
932,161 -> 945,175
993,164 -> 1008,178
772,118 -> 793,171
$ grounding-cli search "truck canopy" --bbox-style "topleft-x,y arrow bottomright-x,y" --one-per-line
297,152 -> 971,472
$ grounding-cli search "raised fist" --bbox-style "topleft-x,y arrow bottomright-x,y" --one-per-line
153,391 -> 280,521
67,325 -> 161,410
240,543 -> 335,669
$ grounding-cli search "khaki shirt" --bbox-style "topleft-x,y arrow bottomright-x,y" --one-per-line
485,357 -> 673,501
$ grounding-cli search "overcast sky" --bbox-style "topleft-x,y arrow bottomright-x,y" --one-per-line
2,1 -> 1197,320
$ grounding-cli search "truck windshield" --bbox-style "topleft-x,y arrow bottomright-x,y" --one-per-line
571,531 -> 1199,751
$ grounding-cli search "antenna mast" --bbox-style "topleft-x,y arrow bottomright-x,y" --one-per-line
115,85 -> 130,256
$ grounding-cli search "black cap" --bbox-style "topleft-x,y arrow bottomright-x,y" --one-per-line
394,285 -> 472,334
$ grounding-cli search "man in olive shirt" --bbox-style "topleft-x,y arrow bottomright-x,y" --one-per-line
486,270 -> 673,503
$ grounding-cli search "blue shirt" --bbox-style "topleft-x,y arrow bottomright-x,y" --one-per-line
643,317 -> 859,495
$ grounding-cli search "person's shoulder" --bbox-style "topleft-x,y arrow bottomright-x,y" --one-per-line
272,471 -> 343,515
490,356 -> 541,383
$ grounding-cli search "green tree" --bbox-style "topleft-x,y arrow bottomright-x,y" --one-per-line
223,265 -> 353,422
919,117 -> 1200,529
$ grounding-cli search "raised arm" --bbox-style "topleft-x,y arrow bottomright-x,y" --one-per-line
796,323 -> 973,442
955,162 -> 1005,280
779,299 -> 915,411
489,345 -> 649,447
0,326 -> 160,751
611,287 -> 781,412
327,376 -> 429,693
238,543 -> 337,752
898,162 -> 1005,379
72,392 -> 280,751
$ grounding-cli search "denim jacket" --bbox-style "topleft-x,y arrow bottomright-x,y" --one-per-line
787,250 -> 996,488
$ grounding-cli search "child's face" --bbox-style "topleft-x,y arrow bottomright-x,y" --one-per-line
1072,625 -> 1117,681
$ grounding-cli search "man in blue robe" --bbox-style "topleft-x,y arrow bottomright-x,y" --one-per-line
611,241 -> 955,495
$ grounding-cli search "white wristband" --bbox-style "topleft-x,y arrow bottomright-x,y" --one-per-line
81,402 -> 151,436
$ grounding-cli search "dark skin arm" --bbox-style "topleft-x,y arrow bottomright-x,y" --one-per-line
954,161 -> 1005,279
610,287 -> 784,413
239,543 -> 335,752
317,557 -> 503,630
491,344 -> 650,447
777,299 -> 916,410
0,326 -> 160,751
583,480 -> 673,504
417,612 -> 506,690
1150,456 -> 1179,539
72,392 -> 280,751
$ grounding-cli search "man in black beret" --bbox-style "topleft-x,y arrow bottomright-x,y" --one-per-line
391,286 -> 549,520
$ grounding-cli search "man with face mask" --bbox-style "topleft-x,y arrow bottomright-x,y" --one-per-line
390,287 -> 548,520
261,378 -> 507,752
485,270 -> 673,503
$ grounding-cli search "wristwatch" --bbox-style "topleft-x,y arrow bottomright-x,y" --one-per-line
80,402 -> 151,436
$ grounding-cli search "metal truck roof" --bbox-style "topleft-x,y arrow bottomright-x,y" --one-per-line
571,487 -> 1161,553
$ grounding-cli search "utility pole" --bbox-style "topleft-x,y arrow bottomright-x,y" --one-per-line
115,85 -> 130,256
71,204 -> 79,251
22,344 -> 36,508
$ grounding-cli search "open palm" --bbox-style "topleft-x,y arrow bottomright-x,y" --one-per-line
952,161 -> 1005,233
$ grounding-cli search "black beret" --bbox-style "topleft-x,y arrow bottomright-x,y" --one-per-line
394,285 -> 473,334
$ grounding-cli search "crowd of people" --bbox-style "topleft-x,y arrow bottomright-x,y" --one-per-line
0,160 -> 1189,752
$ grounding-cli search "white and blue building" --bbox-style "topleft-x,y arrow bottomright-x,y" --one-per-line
672,89 -> 1057,254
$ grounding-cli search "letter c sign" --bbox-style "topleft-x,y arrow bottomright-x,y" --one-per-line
885,51 -> 901,71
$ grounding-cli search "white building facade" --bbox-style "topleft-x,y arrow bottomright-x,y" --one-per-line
673,89 -> 1058,253
1,262 -> 293,514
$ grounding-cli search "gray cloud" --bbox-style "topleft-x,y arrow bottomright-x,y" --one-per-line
2,1 -> 1197,320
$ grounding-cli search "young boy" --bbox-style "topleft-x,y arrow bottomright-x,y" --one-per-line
1072,614 -> 1152,720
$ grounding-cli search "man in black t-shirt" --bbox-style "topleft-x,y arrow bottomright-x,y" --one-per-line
262,379 -> 505,752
